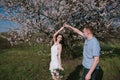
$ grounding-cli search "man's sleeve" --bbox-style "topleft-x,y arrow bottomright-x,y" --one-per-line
92,40 -> 100,57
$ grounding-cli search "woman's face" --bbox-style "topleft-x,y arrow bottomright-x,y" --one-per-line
57,35 -> 62,42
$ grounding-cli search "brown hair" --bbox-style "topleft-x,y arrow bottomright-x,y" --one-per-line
83,24 -> 94,34
55,33 -> 65,46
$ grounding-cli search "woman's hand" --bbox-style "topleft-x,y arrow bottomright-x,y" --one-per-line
60,26 -> 64,30
60,66 -> 64,71
63,23 -> 69,28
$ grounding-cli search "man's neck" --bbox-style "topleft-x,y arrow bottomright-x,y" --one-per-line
87,34 -> 94,40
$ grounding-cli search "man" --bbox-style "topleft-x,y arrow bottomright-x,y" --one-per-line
64,23 -> 100,80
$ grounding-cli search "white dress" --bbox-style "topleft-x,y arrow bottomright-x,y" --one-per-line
49,44 -> 60,74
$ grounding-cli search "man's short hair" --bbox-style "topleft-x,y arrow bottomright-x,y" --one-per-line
83,24 -> 94,33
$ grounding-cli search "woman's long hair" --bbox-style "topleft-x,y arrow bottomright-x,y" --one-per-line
55,34 -> 65,47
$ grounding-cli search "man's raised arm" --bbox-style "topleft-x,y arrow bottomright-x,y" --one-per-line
64,23 -> 84,36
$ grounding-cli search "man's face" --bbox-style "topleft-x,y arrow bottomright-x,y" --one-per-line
83,28 -> 89,37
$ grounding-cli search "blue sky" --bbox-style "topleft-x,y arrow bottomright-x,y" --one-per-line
0,6 -> 19,32
0,19 -> 20,32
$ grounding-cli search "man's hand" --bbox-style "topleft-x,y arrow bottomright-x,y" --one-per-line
63,23 -> 69,28
85,73 -> 91,80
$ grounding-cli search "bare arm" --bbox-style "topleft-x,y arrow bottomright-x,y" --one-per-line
64,23 -> 84,36
58,44 -> 64,70
53,27 -> 64,43
85,57 -> 99,80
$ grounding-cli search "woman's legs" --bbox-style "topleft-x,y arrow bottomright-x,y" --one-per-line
51,70 -> 57,80
52,75 -> 56,80
50,69 -> 62,80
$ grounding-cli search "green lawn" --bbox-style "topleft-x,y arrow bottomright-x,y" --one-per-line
0,44 -> 120,80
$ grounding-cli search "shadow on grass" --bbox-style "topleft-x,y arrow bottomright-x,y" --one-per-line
66,64 -> 83,80
66,65 -> 104,80
96,66 -> 104,80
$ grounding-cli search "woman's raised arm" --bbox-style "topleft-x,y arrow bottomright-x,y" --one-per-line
53,26 -> 65,43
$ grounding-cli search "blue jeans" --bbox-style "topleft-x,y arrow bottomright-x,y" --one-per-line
82,67 -> 99,80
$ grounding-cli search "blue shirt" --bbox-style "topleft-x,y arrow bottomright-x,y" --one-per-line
82,37 -> 100,69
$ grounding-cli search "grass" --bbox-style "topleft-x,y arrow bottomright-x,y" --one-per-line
0,43 -> 120,80
100,57 -> 120,80
0,44 -> 51,80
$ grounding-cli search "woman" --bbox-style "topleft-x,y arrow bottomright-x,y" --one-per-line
49,26 -> 64,80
